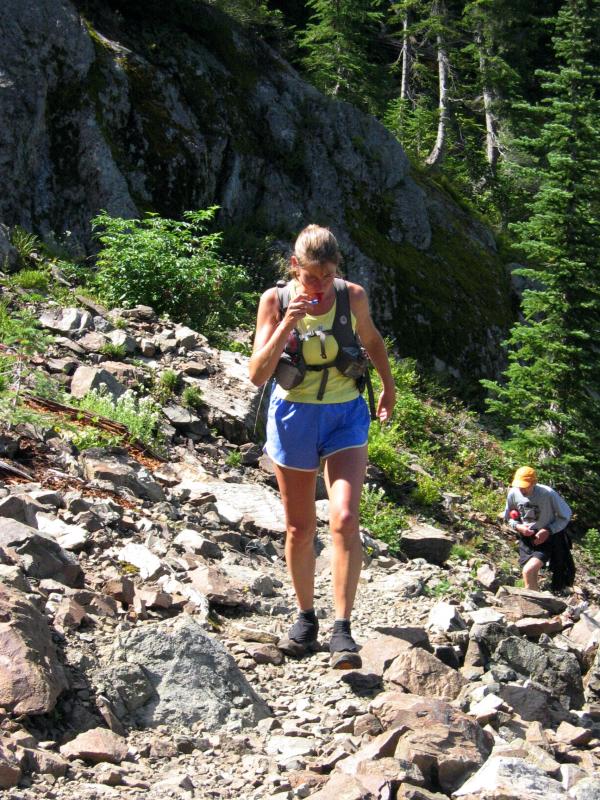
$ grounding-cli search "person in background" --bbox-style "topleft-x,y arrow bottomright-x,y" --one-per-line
249,224 -> 396,669
504,466 -> 574,592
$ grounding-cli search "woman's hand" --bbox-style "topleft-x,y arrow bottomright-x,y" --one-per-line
376,385 -> 396,423
282,293 -> 313,328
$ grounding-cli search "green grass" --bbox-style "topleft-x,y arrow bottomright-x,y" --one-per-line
181,385 -> 203,411
100,342 -> 127,360
360,484 -> 407,554
225,450 -> 242,467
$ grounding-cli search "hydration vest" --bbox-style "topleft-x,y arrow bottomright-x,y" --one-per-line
274,278 -> 376,418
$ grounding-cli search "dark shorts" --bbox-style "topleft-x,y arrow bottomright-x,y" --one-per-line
518,535 -> 552,567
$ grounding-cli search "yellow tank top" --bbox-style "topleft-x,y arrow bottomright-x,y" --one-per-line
276,282 -> 359,404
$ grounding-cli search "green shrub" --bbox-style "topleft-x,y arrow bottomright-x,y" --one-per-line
181,385 -> 203,411
360,485 -> 406,554
72,389 -> 165,452
70,428 -> 121,451
159,369 -> 180,393
225,450 -> 242,467
450,543 -> 475,561
411,473 -> 441,507
99,342 -> 127,360
92,208 -> 258,339
582,528 -> 600,566
9,227 -> 40,270
10,269 -> 49,291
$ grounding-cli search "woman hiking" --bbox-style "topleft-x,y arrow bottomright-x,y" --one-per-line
249,224 -> 395,669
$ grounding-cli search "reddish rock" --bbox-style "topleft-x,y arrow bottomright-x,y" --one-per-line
0,585 -> 67,715
384,648 -> 466,701
514,616 -> 564,636
54,598 -> 87,630
103,577 -> 135,606
360,635 -> 413,677
0,741 -> 21,789
369,693 -> 493,794
308,773 -> 374,799
60,727 -> 128,765
553,721 -> 593,746
134,588 -> 172,609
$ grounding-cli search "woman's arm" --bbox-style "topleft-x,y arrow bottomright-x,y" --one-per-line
348,283 -> 396,422
248,286 -> 313,386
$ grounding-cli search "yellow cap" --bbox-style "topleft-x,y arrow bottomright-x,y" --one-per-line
512,466 -> 537,489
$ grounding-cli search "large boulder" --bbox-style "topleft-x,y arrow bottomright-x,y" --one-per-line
369,693 -> 493,794
493,636 -> 584,709
0,584 -> 68,715
94,615 -> 270,729
384,648 -> 466,701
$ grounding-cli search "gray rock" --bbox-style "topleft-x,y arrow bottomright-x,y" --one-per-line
106,329 -> 136,354
0,519 -> 84,586
0,493 -> 44,526
452,756 -> 565,799
0,223 -> 17,271
100,615 -> 269,729
401,524 -> 454,565
80,449 -> 165,502
496,683 -> 571,726
70,366 -> 126,399
118,543 -> 163,581
493,636 -> 585,709
569,778 -> 600,800
36,513 -> 90,551
39,307 -> 92,333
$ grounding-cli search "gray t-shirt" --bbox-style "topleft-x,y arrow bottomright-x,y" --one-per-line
504,483 -> 571,534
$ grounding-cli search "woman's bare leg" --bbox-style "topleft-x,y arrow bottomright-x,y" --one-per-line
273,464 -> 318,611
323,445 -> 368,620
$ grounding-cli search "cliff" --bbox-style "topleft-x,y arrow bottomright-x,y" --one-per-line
0,0 -> 514,387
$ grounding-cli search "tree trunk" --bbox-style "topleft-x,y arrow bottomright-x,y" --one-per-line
400,14 -> 410,100
475,25 -> 500,172
425,31 -> 450,167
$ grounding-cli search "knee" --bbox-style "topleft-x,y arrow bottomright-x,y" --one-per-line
331,507 -> 359,537
286,523 -> 315,547
523,560 -> 540,577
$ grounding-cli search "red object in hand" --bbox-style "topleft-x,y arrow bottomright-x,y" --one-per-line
509,510 -> 521,520
311,292 -> 324,304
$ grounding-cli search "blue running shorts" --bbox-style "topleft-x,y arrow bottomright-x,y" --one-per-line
265,394 -> 371,471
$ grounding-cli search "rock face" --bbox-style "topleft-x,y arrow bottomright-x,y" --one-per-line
96,615 -> 270,729
0,584 -> 68,715
0,0 -> 514,386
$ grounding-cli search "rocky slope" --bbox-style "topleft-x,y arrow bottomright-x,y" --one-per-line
1,294 -> 600,800
0,0 -> 513,387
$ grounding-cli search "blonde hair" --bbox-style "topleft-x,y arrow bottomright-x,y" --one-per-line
293,224 -> 342,269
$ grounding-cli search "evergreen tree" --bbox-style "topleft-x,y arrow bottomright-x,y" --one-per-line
483,0 -> 600,523
299,0 -> 385,112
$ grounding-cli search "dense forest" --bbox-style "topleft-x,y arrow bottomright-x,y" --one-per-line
192,0 -> 600,521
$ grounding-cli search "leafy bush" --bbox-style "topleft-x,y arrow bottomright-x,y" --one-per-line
92,208 -> 258,339
225,450 -> 242,467
10,269 -> 49,291
72,389 -> 165,452
181,385 -> 203,411
100,342 -> 127,360
360,484 -> 406,554
582,528 -> 600,567
9,227 -> 41,271
0,303 -> 52,424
